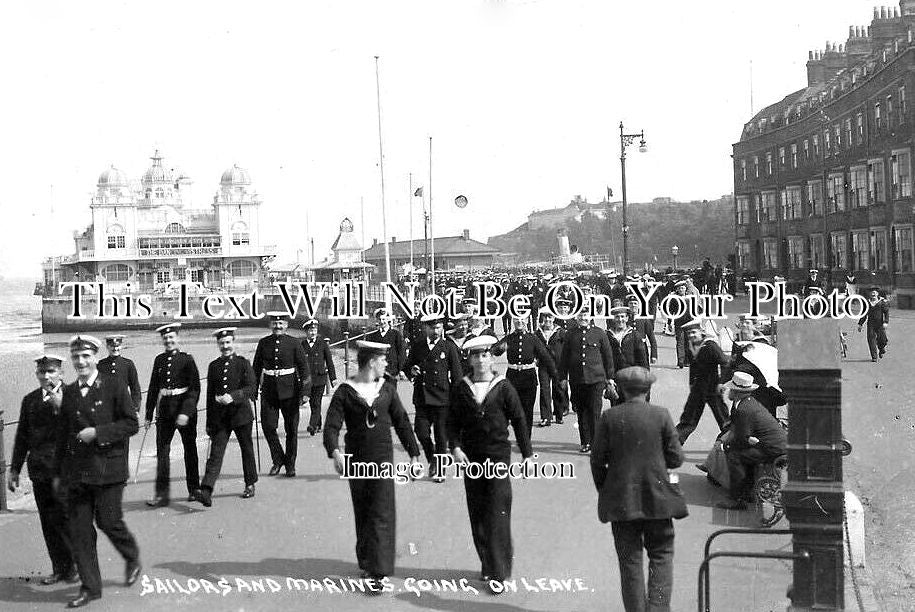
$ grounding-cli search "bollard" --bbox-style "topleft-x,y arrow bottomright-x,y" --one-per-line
0,410 -> 9,512
343,331 -> 350,378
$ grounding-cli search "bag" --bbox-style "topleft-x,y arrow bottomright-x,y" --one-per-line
704,441 -> 731,491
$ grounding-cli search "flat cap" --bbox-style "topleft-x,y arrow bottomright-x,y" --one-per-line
614,366 -> 656,392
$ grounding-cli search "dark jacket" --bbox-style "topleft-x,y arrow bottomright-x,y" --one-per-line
632,318 -> 657,361
686,339 -> 729,395
366,327 -> 405,377
729,395 -> 787,456
447,376 -> 533,461
607,327 -> 649,370
492,331 -> 558,379
205,354 -> 256,435
858,298 -> 889,328
591,399 -> 686,522
55,375 -> 138,486
11,387 -> 65,482
145,350 -> 201,423
98,355 -> 142,411
406,337 -> 463,407
252,333 -> 311,402
535,326 -> 567,367
301,337 -> 337,387
559,323 -> 615,385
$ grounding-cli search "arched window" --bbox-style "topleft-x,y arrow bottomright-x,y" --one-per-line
107,224 -> 125,249
155,188 -> 165,199
227,260 -> 255,277
231,221 -> 250,246
102,264 -> 130,281
165,222 -> 185,234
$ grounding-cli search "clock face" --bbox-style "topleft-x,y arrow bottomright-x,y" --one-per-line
455,195 -> 468,208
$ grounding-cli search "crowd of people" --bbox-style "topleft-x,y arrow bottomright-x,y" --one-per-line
7,265 -> 892,610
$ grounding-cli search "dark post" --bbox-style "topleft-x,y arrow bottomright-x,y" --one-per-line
343,331 -> 350,379
778,318 -> 845,610
0,410 -> 9,512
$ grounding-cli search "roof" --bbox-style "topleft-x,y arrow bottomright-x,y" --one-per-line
363,236 -> 499,259
307,260 -> 376,271
331,231 -> 363,251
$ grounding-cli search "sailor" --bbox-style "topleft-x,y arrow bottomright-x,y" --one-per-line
9,354 -> 77,586
366,308 -> 406,380
671,280 -> 692,368
144,323 -> 201,507
626,293 -> 658,365
858,286 -> 889,362
253,311 -> 311,477
98,335 -> 142,412
405,312 -> 463,482
606,306 -> 649,405
193,328 -> 258,507
675,319 -> 730,445
54,335 -> 141,608
535,307 -> 569,425
301,318 -> 337,435
802,269 -> 824,296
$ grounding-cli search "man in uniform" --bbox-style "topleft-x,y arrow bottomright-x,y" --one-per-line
672,280 -> 692,368
366,308 -> 406,380
535,307 -> 569,426
858,286 -> 889,362
406,313 -> 463,482
9,354 -> 77,585
253,311 -> 310,477
98,335 -> 142,412
559,310 -> 616,453
675,319 -> 730,446
626,293 -> 658,365
606,306 -> 649,405
145,323 -> 201,507
802,269 -> 823,296
493,313 -> 557,437
301,318 -> 336,435
193,328 -> 258,506
54,336 -> 141,608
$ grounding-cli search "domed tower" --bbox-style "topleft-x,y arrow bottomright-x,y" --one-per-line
213,163 -> 264,257
140,150 -> 178,205
96,165 -> 130,198
89,164 -> 138,256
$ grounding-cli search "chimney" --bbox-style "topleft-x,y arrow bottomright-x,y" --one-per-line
462,229 -> 470,241
391,236 -> 396,243
373,238 -> 378,247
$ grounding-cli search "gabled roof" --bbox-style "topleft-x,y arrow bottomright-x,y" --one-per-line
331,231 -> 362,251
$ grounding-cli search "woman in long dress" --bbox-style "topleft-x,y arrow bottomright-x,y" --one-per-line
446,335 -> 533,588
323,341 -> 421,580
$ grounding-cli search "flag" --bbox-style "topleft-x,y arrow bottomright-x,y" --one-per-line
607,186 -> 613,198
414,186 -> 423,197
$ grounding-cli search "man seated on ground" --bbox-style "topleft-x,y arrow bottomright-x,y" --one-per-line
717,371 -> 787,510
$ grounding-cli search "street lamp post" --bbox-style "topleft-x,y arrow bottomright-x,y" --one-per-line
619,121 -> 648,277
672,245 -> 679,270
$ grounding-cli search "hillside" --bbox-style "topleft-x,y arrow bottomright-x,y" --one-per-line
488,196 -> 734,268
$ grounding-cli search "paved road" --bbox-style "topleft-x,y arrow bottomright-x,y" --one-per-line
0,306 -> 906,611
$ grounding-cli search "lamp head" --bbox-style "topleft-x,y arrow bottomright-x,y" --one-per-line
638,138 -> 648,153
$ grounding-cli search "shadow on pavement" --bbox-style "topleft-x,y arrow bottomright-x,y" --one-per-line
394,589 -> 538,611
0,577 -> 120,604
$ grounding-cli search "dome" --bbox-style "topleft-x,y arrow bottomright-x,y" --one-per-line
98,165 -> 129,187
220,164 -> 251,186
141,150 -> 174,185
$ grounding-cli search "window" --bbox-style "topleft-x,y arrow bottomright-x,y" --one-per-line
156,270 -> 171,285
810,234 -> 825,269
887,95 -> 894,127
102,264 -> 129,282
763,239 -> 779,269
891,150 -> 912,198
766,152 -> 773,176
807,180 -> 823,216
849,165 -> 868,208
844,118 -> 852,148
761,191 -> 778,221
869,159 -> 886,204
791,144 -> 798,169
107,224 -> 125,249
231,221 -> 250,246
782,186 -> 802,219
900,86 -> 907,124
754,193 -> 762,223
870,228 -> 888,271
227,260 -> 256,277
856,112 -> 864,144
172,267 -> 186,281
827,173 -> 846,212
736,196 -> 750,225
895,226 -> 913,272
753,156 -> 759,178
824,130 -> 831,155
831,233 -> 848,269
804,139 -> 810,161
851,231 -> 870,271
155,188 -> 164,199
737,241 -> 751,269
779,147 -> 786,167
788,236 -> 805,269
813,135 -> 820,157
740,159 -> 747,181
164,223 -> 185,234
834,124 -> 842,150
190,269 -> 205,284
875,102 -> 882,129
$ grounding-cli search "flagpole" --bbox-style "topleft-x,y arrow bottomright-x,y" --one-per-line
360,196 -> 366,281
409,173 -> 414,269
429,136 -> 435,294
375,56 -> 393,310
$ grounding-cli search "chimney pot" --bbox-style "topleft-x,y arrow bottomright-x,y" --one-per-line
373,238 -> 378,246
391,236 -> 396,243
809,50 -> 814,60
875,7 -> 879,19
462,229 -> 470,240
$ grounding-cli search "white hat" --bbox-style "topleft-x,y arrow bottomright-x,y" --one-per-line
69,335 -> 103,353
462,335 -> 497,353
421,312 -> 444,323
724,371 -> 759,392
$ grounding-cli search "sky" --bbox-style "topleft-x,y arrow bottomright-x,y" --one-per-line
0,0 -> 887,277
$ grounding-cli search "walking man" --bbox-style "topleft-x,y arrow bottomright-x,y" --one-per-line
194,328 -> 258,506
9,354 -> 77,585
253,312 -> 310,477
675,319 -> 730,446
858,286 -> 889,362
55,335 -> 141,608
366,308 -> 406,380
535,307 -> 569,425
145,323 -> 201,507
98,335 -> 142,412
301,318 -> 336,435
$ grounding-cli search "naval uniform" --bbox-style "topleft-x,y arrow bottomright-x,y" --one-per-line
11,384 -> 74,578
492,330 -> 557,438
858,297 -> 889,360
301,336 -> 337,433
253,333 -> 310,472
366,326 -> 406,378
675,338 -> 730,445
607,326 -> 650,403
55,373 -> 140,600
405,336 -> 463,468
559,323 -> 615,448
145,350 -> 201,499
536,326 -> 570,423
447,375 -> 532,582
202,354 -> 258,493
323,378 -> 421,578
98,355 -> 142,412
